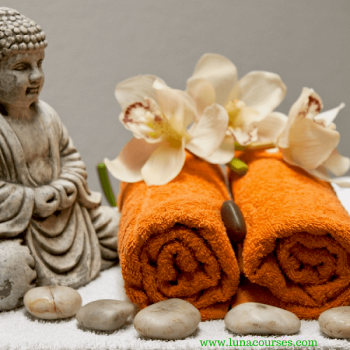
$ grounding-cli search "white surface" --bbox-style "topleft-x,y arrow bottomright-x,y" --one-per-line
332,179 -> 350,215
1,178 -> 350,350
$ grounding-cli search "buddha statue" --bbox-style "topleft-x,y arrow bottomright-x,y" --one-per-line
0,7 -> 119,311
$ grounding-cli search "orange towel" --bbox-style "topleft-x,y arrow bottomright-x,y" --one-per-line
229,151 -> 350,319
118,152 -> 240,320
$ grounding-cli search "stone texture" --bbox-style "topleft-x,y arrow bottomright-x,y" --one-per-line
76,299 -> 135,331
90,207 -> 120,271
23,285 -> 82,319
221,200 -> 247,244
0,239 -> 36,311
0,6 -> 120,312
225,302 -> 301,335
133,298 -> 201,340
319,306 -> 350,338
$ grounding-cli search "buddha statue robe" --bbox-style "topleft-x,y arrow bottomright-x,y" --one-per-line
0,100 -> 118,288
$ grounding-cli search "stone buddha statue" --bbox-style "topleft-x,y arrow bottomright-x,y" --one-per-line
0,7 -> 119,311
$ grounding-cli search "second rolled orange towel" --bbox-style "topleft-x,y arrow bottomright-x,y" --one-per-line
229,151 -> 350,319
118,152 -> 240,320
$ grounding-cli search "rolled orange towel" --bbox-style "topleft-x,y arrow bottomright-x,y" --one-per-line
229,151 -> 350,319
117,152 -> 240,320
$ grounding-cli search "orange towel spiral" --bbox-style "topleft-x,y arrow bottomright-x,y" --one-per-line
118,152 -> 240,320
229,151 -> 350,319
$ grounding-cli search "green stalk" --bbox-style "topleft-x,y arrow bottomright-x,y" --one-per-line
97,162 -> 117,207
234,142 -> 247,151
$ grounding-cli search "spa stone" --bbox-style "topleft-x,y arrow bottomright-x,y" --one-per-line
221,200 -> 247,244
23,286 -> 82,319
225,302 -> 301,335
133,298 -> 201,340
319,306 -> 350,338
76,299 -> 136,331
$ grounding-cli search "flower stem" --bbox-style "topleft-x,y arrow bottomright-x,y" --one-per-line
246,141 -> 277,151
97,162 -> 117,207
234,142 -> 247,151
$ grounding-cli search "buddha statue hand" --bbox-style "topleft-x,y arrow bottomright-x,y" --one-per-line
50,179 -> 77,210
33,185 -> 60,218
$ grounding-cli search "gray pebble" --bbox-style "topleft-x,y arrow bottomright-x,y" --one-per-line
134,298 -> 201,340
23,285 -> 82,319
76,299 -> 136,331
319,306 -> 350,338
225,302 -> 301,335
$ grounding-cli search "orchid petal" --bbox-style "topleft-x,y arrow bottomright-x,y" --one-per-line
256,112 -> 288,143
104,137 -> 159,183
307,167 -> 350,188
118,102 -> 163,143
152,78 -> 168,90
238,71 -> 287,116
323,149 -> 350,176
203,133 -> 235,164
155,85 -> 197,133
285,118 -> 340,170
314,103 -> 345,128
280,147 -> 301,168
188,53 -> 238,106
186,77 -> 216,116
230,126 -> 258,146
186,104 -> 228,158
141,140 -> 186,186
279,88 -> 323,148
115,75 -> 166,110
240,106 -> 265,124
289,88 -> 323,122
226,82 -> 241,105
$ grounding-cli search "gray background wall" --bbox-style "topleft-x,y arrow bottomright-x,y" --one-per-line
6,0 -> 350,204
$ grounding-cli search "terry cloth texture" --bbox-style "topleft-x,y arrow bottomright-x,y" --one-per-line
3,265 -> 350,350
1,182 -> 350,350
229,150 -> 350,319
117,152 -> 240,321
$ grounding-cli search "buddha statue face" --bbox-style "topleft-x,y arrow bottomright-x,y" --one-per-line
0,7 -> 48,111
0,50 -> 45,109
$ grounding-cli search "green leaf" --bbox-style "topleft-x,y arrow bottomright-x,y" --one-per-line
97,162 -> 117,207
228,158 -> 249,175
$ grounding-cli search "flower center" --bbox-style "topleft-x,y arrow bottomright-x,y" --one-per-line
148,116 -> 189,147
226,99 -> 245,129
123,98 -> 190,147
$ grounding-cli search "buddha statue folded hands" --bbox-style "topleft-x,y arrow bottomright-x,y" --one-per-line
0,7 -> 119,311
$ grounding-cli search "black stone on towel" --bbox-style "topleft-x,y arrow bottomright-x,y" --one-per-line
221,200 -> 247,244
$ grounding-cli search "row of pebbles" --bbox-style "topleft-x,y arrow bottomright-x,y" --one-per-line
23,286 -> 350,340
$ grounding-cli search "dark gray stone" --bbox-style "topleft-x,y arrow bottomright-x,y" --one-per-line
76,299 -> 136,331
221,200 -> 246,244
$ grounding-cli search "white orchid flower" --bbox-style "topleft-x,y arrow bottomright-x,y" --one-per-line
104,75 -> 230,186
278,87 -> 350,186
187,53 -> 288,159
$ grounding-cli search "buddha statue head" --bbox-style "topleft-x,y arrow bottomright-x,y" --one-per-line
0,7 -> 47,58
0,8 -> 48,115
